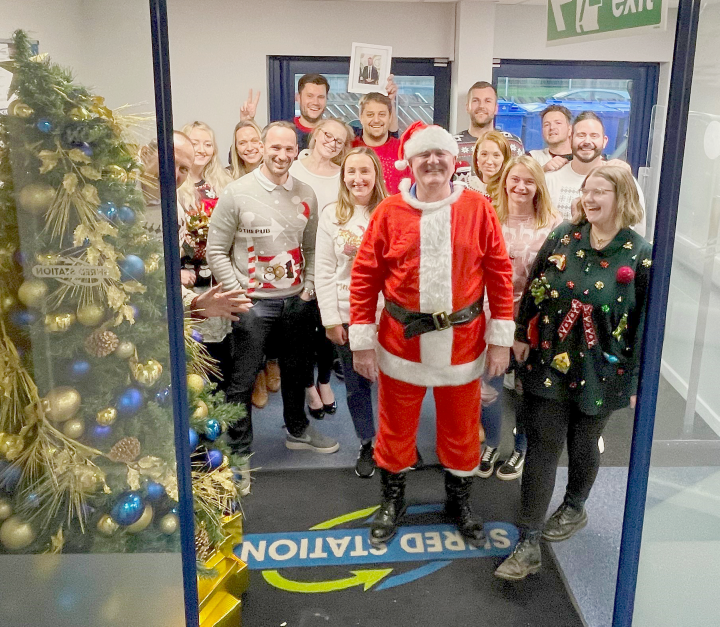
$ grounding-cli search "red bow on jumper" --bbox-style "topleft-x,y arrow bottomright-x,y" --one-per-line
558,299 -> 598,348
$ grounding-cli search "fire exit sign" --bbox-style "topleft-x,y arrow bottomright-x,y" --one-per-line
547,0 -> 668,44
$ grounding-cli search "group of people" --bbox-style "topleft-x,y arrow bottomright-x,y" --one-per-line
142,74 -> 651,582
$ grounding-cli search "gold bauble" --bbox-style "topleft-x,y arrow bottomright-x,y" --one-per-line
0,516 -> 36,550
126,504 -> 153,534
18,183 -> 56,215
74,465 -> 104,492
96,407 -> 117,426
1,294 -> 17,313
192,400 -> 208,420
68,106 -> 91,121
97,514 -> 119,536
45,312 -> 76,333
17,280 -> 48,309
114,340 -> 136,360
76,303 -> 105,327
41,387 -> 81,422
62,418 -> 85,439
187,374 -> 205,394
0,498 -> 12,521
132,359 -> 163,387
159,513 -> 179,535
8,100 -> 34,118
104,165 -> 128,183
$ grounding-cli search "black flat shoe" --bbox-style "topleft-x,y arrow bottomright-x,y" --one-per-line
323,401 -> 337,414
307,405 -> 325,420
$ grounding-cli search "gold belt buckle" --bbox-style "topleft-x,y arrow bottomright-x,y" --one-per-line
432,311 -> 451,331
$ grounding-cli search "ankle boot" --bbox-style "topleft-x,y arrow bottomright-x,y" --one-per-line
541,500 -> 587,542
494,528 -> 542,581
444,471 -> 487,548
370,469 -> 406,546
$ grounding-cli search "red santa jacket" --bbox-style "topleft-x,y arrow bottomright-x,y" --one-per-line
349,179 -> 515,387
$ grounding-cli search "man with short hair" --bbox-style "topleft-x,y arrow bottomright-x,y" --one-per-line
361,56 -> 379,85
294,74 -> 330,151
350,122 -> 515,547
545,111 -> 646,236
352,91 -> 403,193
528,104 -> 573,172
207,121 -> 339,457
456,81 -> 524,178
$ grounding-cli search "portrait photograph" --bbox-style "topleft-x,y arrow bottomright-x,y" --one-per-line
348,42 -> 392,95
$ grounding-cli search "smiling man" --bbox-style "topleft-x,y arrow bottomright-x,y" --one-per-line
349,122 -> 515,548
207,121 -> 339,460
528,104 -> 573,172
293,74 -> 330,151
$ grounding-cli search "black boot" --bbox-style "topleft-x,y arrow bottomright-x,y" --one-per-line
444,471 -> 487,548
370,469 -> 406,546
494,528 -> 542,581
541,500 -> 588,542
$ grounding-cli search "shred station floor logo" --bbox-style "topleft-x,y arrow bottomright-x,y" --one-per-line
237,504 -> 519,593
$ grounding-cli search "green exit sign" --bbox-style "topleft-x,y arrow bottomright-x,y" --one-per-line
547,0 -> 667,44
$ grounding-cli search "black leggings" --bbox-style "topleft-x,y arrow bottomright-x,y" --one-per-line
304,300 -> 334,387
518,393 -> 611,531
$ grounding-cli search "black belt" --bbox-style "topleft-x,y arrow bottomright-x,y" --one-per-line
385,298 -> 484,339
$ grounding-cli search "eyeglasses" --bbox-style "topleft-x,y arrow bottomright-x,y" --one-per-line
320,130 -> 344,147
580,187 -> 614,198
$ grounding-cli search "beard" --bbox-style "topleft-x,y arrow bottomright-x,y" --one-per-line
573,144 -> 603,163
300,106 -> 323,124
470,110 -> 494,129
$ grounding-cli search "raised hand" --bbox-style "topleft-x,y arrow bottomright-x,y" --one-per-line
240,89 -> 261,121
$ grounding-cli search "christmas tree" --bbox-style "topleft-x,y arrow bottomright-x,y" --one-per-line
0,30 -> 244,568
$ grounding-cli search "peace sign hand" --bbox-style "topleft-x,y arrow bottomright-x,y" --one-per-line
240,89 -> 261,121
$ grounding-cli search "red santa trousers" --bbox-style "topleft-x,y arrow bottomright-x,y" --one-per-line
374,370 -> 481,474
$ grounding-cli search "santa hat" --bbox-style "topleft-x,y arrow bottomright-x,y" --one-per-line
395,121 -> 459,171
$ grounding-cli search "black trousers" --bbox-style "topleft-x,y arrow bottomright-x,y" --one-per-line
226,295 -> 315,454
304,300 -> 334,388
204,336 -> 232,393
518,393 -> 612,531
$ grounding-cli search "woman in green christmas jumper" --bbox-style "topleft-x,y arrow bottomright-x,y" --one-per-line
495,165 -> 651,581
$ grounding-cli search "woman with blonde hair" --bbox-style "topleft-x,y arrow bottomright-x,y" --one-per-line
228,120 -> 263,180
178,121 -> 234,389
495,165 -> 651,581
467,130 -> 512,202
290,118 -> 354,418
315,147 -> 387,477
478,155 -> 562,483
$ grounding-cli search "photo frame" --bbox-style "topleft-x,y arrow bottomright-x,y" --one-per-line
348,42 -> 393,95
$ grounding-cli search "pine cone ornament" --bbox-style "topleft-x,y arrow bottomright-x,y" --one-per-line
107,436 -> 141,462
195,525 -> 212,563
85,330 -> 119,357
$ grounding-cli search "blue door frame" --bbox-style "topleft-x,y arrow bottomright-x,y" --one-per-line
492,59 -> 659,176
145,3 -> 700,625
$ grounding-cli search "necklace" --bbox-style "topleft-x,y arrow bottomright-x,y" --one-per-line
590,228 -> 616,249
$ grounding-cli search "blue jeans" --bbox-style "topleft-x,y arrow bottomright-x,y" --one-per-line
335,326 -> 376,442
481,370 -> 527,453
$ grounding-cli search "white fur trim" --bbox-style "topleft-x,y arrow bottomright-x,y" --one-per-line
399,178 -> 465,213
419,204 -> 453,367
378,344 -> 485,387
485,318 -> 516,348
404,126 -> 459,160
349,323 -> 377,351
395,159 -> 408,171
446,467 -> 479,477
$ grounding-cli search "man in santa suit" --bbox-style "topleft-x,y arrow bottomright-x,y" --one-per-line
349,121 -> 515,546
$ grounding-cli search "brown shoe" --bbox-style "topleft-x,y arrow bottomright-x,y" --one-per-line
251,370 -> 268,409
264,359 -> 281,393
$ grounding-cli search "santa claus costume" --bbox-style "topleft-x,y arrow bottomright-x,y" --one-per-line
349,122 -> 515,546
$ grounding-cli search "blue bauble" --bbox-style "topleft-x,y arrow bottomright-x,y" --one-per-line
98,201 -> 117,222
119,255 -> 145,282
71,142 -> 93,157
117,387 -> 143,417
117,206 -> 136,225
204,419 -> 222,442
190,329 -> 203,343
92,425 -> 112,439
145,481 -> 165,501
206,449 -> 223,469
36,118 -> 53,133
188,428 -> 199,451
155,386 -> 171,405
70,359 -> 91,381
10,308 -> 37,327
0,461 -> 22,492
110,491 -> 145,526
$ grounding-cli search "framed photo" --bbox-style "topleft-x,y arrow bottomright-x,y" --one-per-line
348,42 -> 392,95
